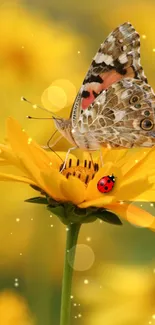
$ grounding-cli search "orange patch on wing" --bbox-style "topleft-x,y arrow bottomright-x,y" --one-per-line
81,67 -> 135,110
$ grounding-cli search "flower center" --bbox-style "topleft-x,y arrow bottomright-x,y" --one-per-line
60,159 -> 99,184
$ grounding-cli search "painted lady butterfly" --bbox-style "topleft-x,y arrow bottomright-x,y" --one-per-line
53,22 -> 155,151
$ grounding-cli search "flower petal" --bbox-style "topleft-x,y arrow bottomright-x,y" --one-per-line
0,172 -> 36,185
6,117 -> 60,170
40,170 -> 67,201
60,176 -> 86,204
78,195 -> 115,208
106,203 -> 155,229
115,176 -> 152,201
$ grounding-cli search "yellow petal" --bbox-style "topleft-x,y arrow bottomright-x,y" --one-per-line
115,176 -> 152,201
0,172 -> 36,185
78,196 -> 115,208
40,170 -> 67,201
6,117 -> 60,170
106,203 -> 155,229
101,148 -> 128,164
85,163 -> 122,201
60,176 -> 86,204
119,147 -> 155,178
0,144 -> 20,167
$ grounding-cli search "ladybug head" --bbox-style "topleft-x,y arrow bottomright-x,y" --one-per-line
109,174 -> 116,182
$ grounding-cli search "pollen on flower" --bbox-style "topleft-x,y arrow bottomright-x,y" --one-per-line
28,137 -> 32,144
60,158 -> 98,185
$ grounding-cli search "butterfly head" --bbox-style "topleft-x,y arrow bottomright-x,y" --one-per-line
53,117 -> 76,146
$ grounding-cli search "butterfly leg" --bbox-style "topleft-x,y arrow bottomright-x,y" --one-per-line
60,146 -> 78,173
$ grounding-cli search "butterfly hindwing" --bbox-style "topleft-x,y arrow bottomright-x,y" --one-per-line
71,22 -> 148,128
80,78 -> 155,148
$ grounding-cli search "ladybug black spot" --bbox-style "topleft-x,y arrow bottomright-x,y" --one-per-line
107,179 -> 111,183
104,186 -> 108,190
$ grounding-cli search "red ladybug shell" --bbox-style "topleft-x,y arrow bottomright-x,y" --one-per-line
97,175 -> 115,193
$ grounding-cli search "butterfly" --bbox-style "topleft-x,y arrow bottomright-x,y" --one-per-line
53,22 -> 155,151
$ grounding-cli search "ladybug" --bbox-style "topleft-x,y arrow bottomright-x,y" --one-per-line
97,175 -> 115,193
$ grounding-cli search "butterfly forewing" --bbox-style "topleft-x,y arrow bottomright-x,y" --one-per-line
71,22 -> 147,129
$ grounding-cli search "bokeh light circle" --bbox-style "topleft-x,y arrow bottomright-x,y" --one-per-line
67,244 -> 95,271
41,79 -> 76,112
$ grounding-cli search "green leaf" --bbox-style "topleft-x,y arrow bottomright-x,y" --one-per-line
96,210 -> 122,226
25,196 -> 48,204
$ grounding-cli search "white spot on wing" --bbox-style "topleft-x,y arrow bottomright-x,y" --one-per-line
107,34 -> 115,42
119,53 -> 128,64
94,53 -> 114,65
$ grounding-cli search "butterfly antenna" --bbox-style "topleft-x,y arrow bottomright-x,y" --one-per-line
21,96 -> 62,118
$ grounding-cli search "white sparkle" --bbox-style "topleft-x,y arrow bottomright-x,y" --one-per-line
149,321 -> 152,324
70,295 -> 74,299
77,51 -> 81,54
50,215 -> 53,218
10,232 -> 13,235
49,162 -> 52,166
50,224 -> 54,228
75,316 -> 77,319
21,46 -> 24,49
73,303 -> 77,306
86,237 -> 91,242
20,253 -> 22,256
31,218 -> 33,221
152,314 -> 155,319
150,203 -> 154,207
140,204 -> 143,207
66,227 -> 69,231
21,96 -> 24,101
78,314 -> 82,318
142,34 -> 146,39
14,282 -> 19,287
135,159 -> 138,163
153,49 -> 155,52
33,104 -> 37,109
71,129 -> 75,134
16,218 -> 20,222
99,220 -> 103,224
15,278 -> 18,282
153,268 -> 155,273
28,137 -> 32,144
119,201 -> 124,205
22,129 -> 25,132
84,279 -> 89,284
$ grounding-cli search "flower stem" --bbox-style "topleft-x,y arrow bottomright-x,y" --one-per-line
60,223 -> 81,325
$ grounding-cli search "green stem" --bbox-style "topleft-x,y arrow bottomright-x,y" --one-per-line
60,223 -> 81,325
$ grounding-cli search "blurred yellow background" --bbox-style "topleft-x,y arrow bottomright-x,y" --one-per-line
0,0 -> 155,324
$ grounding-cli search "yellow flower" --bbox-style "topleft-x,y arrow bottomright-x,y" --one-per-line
0,117 -> 155,229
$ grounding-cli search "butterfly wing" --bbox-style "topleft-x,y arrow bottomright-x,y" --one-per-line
71,22 -> 147,128
77,78 -> 155,148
